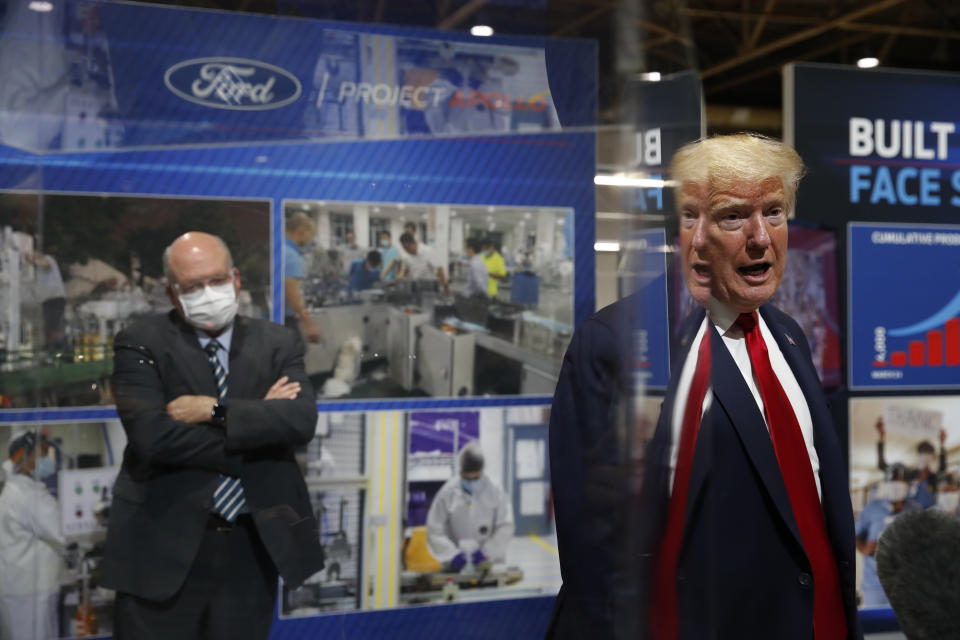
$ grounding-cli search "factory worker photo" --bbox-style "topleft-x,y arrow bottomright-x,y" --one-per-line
426,442 -> 514,571
0,429 -> 65,640
855,463 -> 920,608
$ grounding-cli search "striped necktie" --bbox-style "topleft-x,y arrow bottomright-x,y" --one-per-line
204,340 -> 246,522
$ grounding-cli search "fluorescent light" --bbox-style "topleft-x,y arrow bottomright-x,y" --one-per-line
856,57 -> 879,69
639,72 -> 661,82
594,174 -> 673,188
471,25 -> 494,37
594,242 -> 621,252
29,1 -> 53,11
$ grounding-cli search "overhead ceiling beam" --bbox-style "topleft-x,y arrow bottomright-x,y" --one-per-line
877,3 -> 915,60
682,7 -> 821,25
705,32 -> 873,96
838,22 -> 960,39
701,0 -> 907,79
437,0 -> 488,29
638,19 -> 694,47
745,0 -> 778,51
552,5 -> 612,37
646,44 -> 690,66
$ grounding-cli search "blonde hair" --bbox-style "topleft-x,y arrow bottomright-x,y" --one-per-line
286,211 -> 316,234
670,133 -> 805,213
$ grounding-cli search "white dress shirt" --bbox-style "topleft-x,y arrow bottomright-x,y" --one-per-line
668,298 -> 821,500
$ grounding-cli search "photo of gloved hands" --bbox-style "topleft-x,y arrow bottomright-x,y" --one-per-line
449,549 -> 489,572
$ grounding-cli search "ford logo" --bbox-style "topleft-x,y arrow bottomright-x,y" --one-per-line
164,57 -> 302,111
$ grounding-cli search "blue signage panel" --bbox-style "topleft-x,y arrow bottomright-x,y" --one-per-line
0,0 -> 594,152
633,228 -> 670,390
788,63 -> 960,226
849,222 -> 960,389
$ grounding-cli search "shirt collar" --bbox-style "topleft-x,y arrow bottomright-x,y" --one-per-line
196,323 -> 234,352
706,296 -> 755,336
285,236 -> 303,255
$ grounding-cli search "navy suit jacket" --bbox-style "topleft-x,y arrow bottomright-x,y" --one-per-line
547,299 -> 862,640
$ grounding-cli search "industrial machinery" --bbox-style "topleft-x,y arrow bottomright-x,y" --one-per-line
388,306 -> 430,391
303,303 -> 390,375
416,322 -> 476,397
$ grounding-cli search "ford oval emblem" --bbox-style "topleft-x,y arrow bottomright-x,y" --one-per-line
164,57 -> 302,111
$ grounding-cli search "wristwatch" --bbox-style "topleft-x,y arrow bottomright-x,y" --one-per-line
211,402 -> 227,426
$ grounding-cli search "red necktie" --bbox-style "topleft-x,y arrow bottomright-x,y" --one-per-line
736,312 -> 847,640
651,327 -> 711,640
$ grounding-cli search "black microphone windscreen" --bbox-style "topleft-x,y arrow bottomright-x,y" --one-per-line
876,508 -> 960,639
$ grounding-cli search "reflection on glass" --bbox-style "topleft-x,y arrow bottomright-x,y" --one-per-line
0,194 -> 271,408
0,421 -> 125,638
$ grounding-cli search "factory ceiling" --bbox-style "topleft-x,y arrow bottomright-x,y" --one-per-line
141,0 -> 960,134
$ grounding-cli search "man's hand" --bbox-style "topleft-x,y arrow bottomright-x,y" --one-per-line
301,315 -> 322,344
941,428 -> 947,446
876,417 -> 885,442
264,376 -> 301,400
167,395 -> 217,424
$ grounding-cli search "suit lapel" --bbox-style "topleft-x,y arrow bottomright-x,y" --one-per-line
226,316 -> 257,400
169,313 -> 219,397
703,316 -> 805,553
643,308 -> 704,544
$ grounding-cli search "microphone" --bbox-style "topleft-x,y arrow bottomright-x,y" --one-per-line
875,508 -> 960,639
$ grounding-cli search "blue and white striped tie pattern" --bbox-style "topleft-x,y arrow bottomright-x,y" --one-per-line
204,340 -> 246,522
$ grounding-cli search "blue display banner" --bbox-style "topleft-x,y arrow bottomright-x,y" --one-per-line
787,63 -> 960,226
848,222 -> 960,389
0,0 -> 594,152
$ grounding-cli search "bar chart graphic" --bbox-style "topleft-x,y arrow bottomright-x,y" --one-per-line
873,318 -> 960,369
850,223 -> 960,389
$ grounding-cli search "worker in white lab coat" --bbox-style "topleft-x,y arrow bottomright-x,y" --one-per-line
426,442 -> 514,571
0,430 -> 65,640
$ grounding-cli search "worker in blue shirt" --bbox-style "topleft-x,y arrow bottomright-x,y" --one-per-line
856,464 -> 921,607
348,250 -> 382,295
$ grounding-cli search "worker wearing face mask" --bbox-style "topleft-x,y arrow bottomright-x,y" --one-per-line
855,464 -> 920,607
876,417 -> 947,509
379,232 -> 400,282
0,429 -> 65,640
426,442 -> 514,572
933,473 -> 960,516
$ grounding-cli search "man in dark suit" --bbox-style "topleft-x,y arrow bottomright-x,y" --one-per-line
548,134 -> 861,640
100,231 -> 324,640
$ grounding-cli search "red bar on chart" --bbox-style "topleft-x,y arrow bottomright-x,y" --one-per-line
909,341 -> 924,366
929,330 -> 944,366
948,319 -> 960,366
872,361 -> 888,367
891,351 -> 907,367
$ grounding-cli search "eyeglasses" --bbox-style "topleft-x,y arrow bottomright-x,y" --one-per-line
170,272 -> 233,295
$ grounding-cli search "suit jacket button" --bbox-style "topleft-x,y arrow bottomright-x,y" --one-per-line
798,572 -> 812,587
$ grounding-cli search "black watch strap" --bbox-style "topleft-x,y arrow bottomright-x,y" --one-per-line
211,402 -> 227,426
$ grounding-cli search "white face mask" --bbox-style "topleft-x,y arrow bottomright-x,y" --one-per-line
178,282 -> 239,331
32,455 -> 56,481
917,453 -> 934,469
879,480 -> 910,503
936,491 -> 960,513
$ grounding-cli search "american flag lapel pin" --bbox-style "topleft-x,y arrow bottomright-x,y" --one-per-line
785,333 -> 796,346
